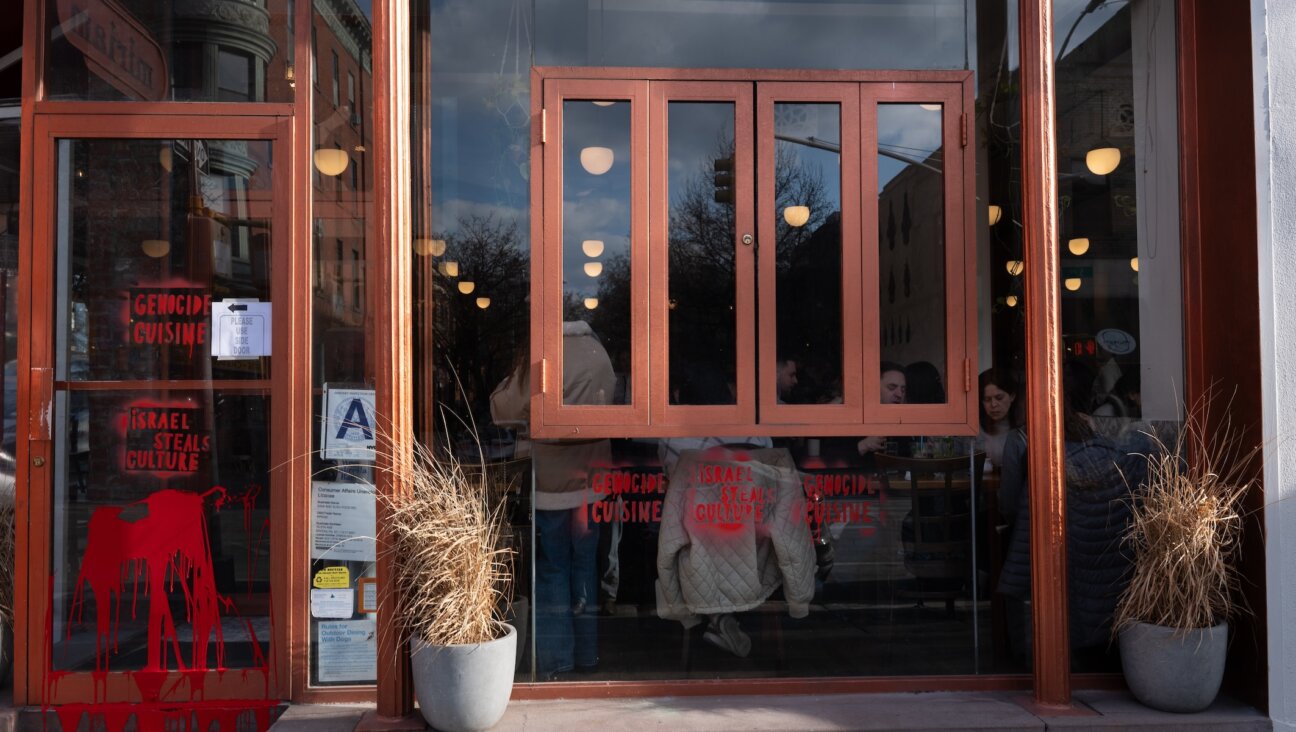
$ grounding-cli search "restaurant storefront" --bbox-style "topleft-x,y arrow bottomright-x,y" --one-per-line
0,0 -> 1267,725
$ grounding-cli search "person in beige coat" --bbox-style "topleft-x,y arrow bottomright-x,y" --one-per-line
490,321 -> 615,677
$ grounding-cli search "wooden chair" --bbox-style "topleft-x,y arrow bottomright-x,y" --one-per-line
874,452 -> 986,613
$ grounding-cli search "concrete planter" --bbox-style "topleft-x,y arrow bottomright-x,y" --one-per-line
1119,620 -> 1228,713
411,624 -> 516,732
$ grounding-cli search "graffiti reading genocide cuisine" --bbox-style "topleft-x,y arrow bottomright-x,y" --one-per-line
129,286 -> 212,356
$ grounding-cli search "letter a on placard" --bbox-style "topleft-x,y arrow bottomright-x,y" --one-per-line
336,398 -> 374,440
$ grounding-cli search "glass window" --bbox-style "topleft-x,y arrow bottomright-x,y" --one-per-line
43,0 -> 293,102
49,138 -> 275,674
309,0 -> 375,688
1052,0 -> 1183,673
418,0 -> 1033,683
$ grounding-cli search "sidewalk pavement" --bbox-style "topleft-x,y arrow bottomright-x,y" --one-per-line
270,690 -> 1270,732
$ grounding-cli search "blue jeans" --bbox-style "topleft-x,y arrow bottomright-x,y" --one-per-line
534,506 -> 600,676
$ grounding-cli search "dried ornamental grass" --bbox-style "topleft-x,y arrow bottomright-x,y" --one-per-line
379,436 -> 515,648
1114,397 -> 1257,635
0,498 -> 12,626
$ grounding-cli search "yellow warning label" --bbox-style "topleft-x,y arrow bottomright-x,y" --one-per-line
313,566 -> 350,589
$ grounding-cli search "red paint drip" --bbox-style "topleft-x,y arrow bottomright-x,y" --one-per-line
46,487 -> 275,730
69,488 -> 228,673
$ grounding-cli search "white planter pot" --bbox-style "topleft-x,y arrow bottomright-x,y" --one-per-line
411,624 -> 516,732
1119,620 -> 1228,713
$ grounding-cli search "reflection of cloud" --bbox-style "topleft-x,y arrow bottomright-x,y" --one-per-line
431,199 -> 528,234
538,0 -> 970,71
878,105 -> 944,188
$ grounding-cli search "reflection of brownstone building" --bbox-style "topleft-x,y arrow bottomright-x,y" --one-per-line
311,0 -> 372,383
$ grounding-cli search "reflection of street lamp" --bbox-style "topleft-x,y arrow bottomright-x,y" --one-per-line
584,262 -> 603,277
1068,237 -> 1090,255
457,281 -> 476,294
414,238 -> 446,257
583,298 -> 598,310
783,206 -> 810,227
475,297 -> 491,309
314,147 -> 350,176
580,147 -> 614,175
1085,147 -> 1121,175
438,261 -> 459,277
582,240 -> 604,257
141,239 -> 171,258
1064,277 -> 1082,291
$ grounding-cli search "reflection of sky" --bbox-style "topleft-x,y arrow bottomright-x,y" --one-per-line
777,103 -> 841,206
425,0 -> 1017,244
536,0 -> 971,71
668,103 -> 735,209
563,102 -> 632,300
878,104 -> 944,189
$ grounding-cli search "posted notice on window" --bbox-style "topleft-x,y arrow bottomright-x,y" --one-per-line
311,481 -> 376,562
321,386 -> 377,461
317,620 -> 377,683
211,299 -> 271,359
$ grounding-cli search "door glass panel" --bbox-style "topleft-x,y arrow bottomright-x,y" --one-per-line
878,104 -> 946,404
562,100 -> 630,406
773,103 -> 842,405
58,138 -> 273,382
667,102 -> 737,406
50,138 -> 274,674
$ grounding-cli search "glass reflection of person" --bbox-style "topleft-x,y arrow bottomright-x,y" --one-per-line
775,355 -> 799,403
996,360 -> 1152,668
857,361 -> 906,456
977,368 -> 1020,471
490,321 -> 615,678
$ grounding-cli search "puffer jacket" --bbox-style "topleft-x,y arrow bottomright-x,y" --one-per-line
998,429 -> 1155,650
656,447 -> 815,627
489,321 -> 616,511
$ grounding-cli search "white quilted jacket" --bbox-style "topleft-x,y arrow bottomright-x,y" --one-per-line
655,447 -> 815,627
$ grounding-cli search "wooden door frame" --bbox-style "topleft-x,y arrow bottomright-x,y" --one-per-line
17,112 -> 298,706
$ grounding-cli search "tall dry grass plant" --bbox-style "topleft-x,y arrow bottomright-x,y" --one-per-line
0,498 -> 12,626
1114,394 -> 1259,635
376,432 -> 515,648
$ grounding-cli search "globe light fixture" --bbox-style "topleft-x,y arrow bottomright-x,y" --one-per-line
313,147 -> 350,176
159,146 -> 173,172
1068,237 -> 1090,256
1005,295 -> 1019,307
1130,257 -> 1140,272
141,239 -> 171,258
580,146 -> 614,175
414,238 -> 446,257
1064,277 -> 1083,291
592,101 -> 616,107
584,262 -> 603,277
476,297 -> 491,309
988,205 -> 1003,226
1005,259 -> 1024,276
457,281 -> 476,294
783,206 -> 810,227
1085,147 -> 1121,175
919,103 -> 942,112
583,297 -> 599,310
582,239 -> 605,257
438,261 -> 460,277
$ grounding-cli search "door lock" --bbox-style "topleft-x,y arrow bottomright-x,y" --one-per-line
742,234 -> 754,246
33,456 -> 45,467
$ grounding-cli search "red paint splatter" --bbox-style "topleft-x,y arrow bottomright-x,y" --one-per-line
47,487 -> 277,732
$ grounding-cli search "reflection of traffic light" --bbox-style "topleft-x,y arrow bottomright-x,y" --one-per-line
713,156 -> 735,204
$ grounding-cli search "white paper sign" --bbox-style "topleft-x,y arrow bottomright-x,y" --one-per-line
311,588 -> 355,619
317,620 -> 377,683
311,481 -> 376,561
321,387 -> 377,460
211,300 -> 272,359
